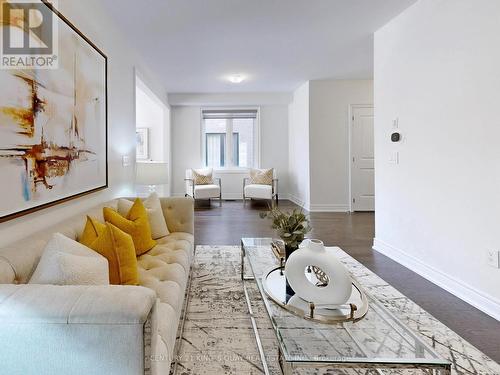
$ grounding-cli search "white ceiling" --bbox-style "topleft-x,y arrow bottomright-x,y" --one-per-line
100,0 -> 416,93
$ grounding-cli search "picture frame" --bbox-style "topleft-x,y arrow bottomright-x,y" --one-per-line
136,128 -> 149,160
0,0 -> 108,222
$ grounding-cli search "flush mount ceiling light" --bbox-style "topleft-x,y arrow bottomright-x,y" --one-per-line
228,74 -> 245,84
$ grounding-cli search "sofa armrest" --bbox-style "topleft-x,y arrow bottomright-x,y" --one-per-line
159,196 -> 194,235
0,284 -> 157,375
0,284 -> 155,323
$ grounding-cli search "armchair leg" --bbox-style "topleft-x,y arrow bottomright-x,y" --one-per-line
276,194 -> 279,206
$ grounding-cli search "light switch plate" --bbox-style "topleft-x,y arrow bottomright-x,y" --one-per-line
389,151 -> 399,164
487,250 -> 500,268
122,155 -> 131,167
392,118 -> 399,129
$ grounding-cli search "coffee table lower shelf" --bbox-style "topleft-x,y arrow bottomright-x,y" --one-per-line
240,238 -> 452,375
242,280 -> 451,375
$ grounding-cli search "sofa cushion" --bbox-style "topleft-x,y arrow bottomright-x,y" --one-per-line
137,233 -> 193,315
104,199 -> 156,255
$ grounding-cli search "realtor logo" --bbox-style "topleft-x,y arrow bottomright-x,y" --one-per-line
1,0 -> 58,69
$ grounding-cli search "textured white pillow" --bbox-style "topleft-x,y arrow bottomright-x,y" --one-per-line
118,192 -> 169,239
29,233 -> 109,285
191,168 -> 213,185
249,168 -> 274,185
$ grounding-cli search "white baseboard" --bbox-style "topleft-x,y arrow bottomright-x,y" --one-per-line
288,194 -> 310,211
309,204 -> 350,212
373,238 -> 500,321
277,193 -> 290,201
220,193 -> 243,200
288,196 -> 350,212
174,190 -> 347,212
172,192 -> 291,201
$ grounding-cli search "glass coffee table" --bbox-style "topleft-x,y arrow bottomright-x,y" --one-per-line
241,238 -> 451,375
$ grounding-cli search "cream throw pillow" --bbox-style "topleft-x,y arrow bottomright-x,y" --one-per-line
192,168 -> 213,185
29,233 -> 109,285
117,192 -> 169,239
250,168 -> 273,185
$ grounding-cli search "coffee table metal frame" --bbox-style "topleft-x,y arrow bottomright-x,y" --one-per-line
240,238 -> 452,375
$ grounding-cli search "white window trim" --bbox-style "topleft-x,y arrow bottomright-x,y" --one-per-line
200,106 -> 261,171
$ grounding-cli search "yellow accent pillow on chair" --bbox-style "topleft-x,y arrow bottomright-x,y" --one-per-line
103,198 -> 156,256
79,217 -> 139,285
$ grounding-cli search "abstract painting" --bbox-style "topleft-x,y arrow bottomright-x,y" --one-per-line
0,1 -> 107,222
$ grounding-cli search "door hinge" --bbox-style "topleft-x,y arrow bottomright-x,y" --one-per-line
352,115 -> 354,121
352,157 -> 355,163
352,198 -> 356,203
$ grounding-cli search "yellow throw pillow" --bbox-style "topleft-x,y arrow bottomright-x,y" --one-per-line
103,198 -> 156,256
79,218 -> 139,285
79,215 -> 106,247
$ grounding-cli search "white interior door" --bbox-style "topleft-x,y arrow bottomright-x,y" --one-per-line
351,106 -> 374,211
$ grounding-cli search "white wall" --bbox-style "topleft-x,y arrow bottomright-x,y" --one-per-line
309,80 -> 373,211
288,82 -> 310,208
170,93 -> 290,199
0,0 -> 168,247
374,0 -> 500,319
287,80 -> 373,211
171,106 -> 201,195
136,79 -> 165,161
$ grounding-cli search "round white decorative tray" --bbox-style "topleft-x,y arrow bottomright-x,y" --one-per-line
262,266 -> 369,324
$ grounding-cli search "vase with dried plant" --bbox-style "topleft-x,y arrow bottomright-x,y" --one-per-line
260,207 -> 312,260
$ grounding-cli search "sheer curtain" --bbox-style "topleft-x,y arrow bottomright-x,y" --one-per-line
206,133 -> 225,167
202,109 -> 258,168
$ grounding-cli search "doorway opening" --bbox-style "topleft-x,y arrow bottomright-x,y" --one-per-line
135,74 -> 171,196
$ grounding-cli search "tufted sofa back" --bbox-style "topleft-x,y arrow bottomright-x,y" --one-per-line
0,197 -> 194,285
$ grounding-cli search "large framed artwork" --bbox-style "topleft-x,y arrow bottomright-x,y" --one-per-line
0,1 -> 108,222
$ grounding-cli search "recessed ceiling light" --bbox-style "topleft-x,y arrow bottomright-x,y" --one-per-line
228,74 -> 245,84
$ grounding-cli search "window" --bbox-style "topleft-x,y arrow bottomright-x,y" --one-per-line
202,109 -> 257,168
205,133 -> 239,167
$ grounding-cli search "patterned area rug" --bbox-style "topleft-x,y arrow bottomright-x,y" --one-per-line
172,246 -> 500,375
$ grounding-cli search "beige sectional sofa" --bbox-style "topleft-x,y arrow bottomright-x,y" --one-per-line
0,197 -> 194,375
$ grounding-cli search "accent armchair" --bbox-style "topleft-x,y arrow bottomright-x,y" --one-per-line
243,168 -> 278,206
185,168 -> 222,206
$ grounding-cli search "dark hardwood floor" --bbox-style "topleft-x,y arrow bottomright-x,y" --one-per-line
194,199 -> 500,363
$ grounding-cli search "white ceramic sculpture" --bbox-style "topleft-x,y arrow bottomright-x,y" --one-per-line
284,239 -> 352,306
